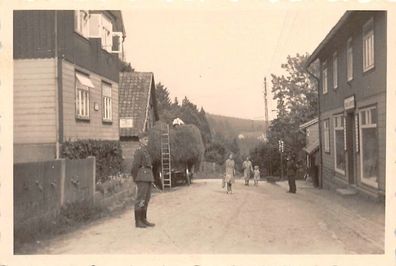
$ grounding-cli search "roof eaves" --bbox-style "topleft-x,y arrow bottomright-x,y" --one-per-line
299,117 -> 319,130
306,11 -> 352,68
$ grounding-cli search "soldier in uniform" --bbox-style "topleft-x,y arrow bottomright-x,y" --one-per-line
131,132 -> 155,228
286,155 -> 297,193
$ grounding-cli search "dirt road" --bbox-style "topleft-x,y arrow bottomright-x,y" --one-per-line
33,178 -> 384,254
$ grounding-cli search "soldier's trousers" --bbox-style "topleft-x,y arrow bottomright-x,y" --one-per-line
135,181 -> 152,210
288,175 -> 296,193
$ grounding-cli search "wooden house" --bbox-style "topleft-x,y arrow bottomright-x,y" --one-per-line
13,10 -> 125,163
119,72 -> 159,171
306,11 -> 386,200
299,118 -> 320,187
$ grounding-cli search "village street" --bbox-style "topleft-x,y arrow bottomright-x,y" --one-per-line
30,177 -> 384,255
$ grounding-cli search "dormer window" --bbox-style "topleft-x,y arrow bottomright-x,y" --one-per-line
74,10 -> 90,38
89,13 -> 123,53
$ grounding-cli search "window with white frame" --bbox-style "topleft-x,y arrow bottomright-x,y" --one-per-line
333,114 -> 345,174
347,38 -> 353,81
75,72 -> 93,120
359,106 -> 378,188
101,15 -> 113,53
322,61 -> 328,94
102,82 -> 112,122
363,18 -> 374,72
333,52 -> 338,89
74,10 -> 90,38
323,119 -> 330,153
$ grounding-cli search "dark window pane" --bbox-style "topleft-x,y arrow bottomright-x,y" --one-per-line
371,108 -> 377,124
361,127 -> 378,182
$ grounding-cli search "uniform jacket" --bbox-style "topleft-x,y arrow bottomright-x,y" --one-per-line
286,159 -> 297,176
131,145 -> 154,182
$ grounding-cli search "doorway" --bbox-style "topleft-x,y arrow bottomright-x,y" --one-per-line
345,112 -> 355,184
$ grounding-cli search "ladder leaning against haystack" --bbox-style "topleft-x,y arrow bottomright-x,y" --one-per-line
160,124 -> 172,189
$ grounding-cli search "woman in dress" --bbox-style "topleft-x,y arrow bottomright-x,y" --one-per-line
224,153 -> 235,194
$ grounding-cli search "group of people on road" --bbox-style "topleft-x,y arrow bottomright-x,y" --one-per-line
222,155 -> 261,194
130,131 -> 299,229
222,154 -> 299,195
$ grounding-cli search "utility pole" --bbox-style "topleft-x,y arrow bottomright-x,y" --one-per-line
264,77 -> 271,176
263,77 -> 269,134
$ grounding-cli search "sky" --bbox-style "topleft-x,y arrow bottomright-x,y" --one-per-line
121,2 -> 354,120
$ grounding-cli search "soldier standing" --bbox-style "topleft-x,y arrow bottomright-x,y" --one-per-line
286,155 -> 297,193
131,132 -> 155,228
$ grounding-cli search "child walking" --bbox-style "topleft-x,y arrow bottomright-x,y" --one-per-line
253,165 -> 260,186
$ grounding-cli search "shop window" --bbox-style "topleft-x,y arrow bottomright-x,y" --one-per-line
359,107 -> 378,188
333,114 -> 345,174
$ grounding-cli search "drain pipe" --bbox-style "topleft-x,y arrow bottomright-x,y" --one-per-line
306,61 -> 323,189
54,10 -> 60,159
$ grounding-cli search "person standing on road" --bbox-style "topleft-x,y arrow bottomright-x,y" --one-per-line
131,132 -> 155,228
286,155 -> 297,193
224,153 -> 235,194
253,165 -> 260,186
242,156 -> 253,186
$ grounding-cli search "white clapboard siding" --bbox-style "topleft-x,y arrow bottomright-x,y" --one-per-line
14,59 -> 57,144
62,60 -> 119,141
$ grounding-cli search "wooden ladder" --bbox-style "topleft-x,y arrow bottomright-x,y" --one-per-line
161,124 -> 172,189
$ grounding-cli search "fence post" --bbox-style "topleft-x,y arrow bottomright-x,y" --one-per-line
59,158 -> 66,207
88,156 -> 96,204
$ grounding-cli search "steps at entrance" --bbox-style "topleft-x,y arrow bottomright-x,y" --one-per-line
336,187 -> 358,196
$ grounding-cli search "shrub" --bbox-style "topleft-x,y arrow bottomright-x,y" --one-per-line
61,140 -> 123,183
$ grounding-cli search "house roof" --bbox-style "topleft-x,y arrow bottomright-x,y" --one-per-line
299,117 -> 319,131
108,11 -> 126,37
303,139 -> 320,155
119,72 -> 159,137
306,11 -> 352,67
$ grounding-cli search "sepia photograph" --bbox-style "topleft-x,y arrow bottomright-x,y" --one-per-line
1,1 -> 395,265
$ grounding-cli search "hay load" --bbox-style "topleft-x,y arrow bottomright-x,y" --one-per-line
147,121 -> 205,171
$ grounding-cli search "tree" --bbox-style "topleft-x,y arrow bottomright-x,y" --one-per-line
269,53 -> 318,154
156,82 -> 172,111
250,53 -> 318,176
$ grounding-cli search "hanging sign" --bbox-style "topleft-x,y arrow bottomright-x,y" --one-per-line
344,95 -> 355,110
120,118 -> 133,128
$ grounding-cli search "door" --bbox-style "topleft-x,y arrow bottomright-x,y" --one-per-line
346,112 -> 355,184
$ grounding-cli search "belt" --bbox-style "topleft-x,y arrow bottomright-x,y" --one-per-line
141,166 -> 152,169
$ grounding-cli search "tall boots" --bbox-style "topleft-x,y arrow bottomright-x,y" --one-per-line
142,208 -> 155,227
134,208 -> 155,228
134,209 -> 147,228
